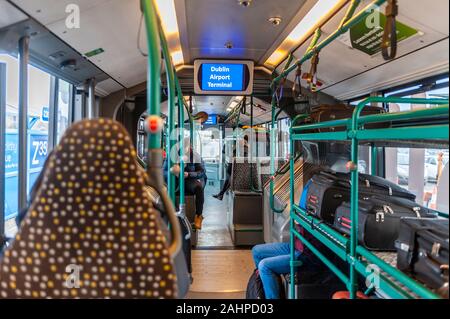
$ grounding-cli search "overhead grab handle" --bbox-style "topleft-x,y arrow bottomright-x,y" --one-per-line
302,51 -> 322,92
381,0 -> 399,60
302,29 -> 323,93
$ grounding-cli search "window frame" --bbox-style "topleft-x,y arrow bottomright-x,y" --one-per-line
1,53 -> 76,236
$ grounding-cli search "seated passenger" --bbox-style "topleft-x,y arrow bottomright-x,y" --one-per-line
164,142 -> 207,230
213,136 -> 249,201
0,118 -> 177,299
251,222 -> 319,299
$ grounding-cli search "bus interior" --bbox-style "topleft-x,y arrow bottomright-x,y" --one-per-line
0,0 -> 449,300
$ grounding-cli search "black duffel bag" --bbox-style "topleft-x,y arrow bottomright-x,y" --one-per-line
246,269 -> 285,299
396,218 -> 449,298
246,269 -> 266,299
334,196 -> 438,251
305,171 -> 416,224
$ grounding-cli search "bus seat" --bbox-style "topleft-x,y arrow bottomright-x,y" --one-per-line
228,159 -> 263,246
0,118 -> 177,299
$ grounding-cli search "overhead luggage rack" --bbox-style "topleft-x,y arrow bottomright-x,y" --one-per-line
288,97 -> 449,299
263,0 -> 449,299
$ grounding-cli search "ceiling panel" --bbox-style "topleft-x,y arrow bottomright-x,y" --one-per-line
276,0 -> 449,100
184,0 -> 307,62
0,0 -> 27,30
192,95 -> 233,116
96,78 -> 123,97
12,0 -> 146,89
11,0 -> 111,26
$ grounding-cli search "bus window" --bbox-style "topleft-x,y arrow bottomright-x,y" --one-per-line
385,85 -> 449,208
199,129 -> 220,162
56,79 -> 71,142
1,54 -> 19,237
27,63 -> 51,196
1,54 -> 53,236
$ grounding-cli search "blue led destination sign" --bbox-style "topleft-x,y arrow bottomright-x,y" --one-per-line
201,63 -> 244,91
204,114 -> 218,125
194,60 -> 254,95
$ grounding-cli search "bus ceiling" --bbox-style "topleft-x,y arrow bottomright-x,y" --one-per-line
1,0 -> 448,105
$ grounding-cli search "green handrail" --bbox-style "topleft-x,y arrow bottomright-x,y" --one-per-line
348,97 -> 448,297
289,96 -> 449,299
338,0 -> 361,29
272,0 -> 387,87
269,99 -> 287,214
291,205 -> 441,299
142,0 -> 181,258
143,0 -> 161,149
291,114 -> 310,127
176,84 -> 185,210
159,25 -> 177,204
269,54 -> 294,214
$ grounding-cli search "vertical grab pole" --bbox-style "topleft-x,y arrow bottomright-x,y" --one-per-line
142,0 -> 181,258
270,97 -> 276,204
250,95 -> 254,161
348,101 -> 366,299
18,36 -> 30,214
371,144 -> 378,176
143,0 -> 161,149
289,129 -> 296,299
349,137 -> 359,299
0,63 -> 6,238
176,82 -> 185,213
88,78 -> 96,119
159,27 -> 177,204
189,95 -> 194,147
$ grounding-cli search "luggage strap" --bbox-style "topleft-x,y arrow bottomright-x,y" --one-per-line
381,0 -> 398,60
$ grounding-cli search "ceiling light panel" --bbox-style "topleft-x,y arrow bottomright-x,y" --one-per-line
265,0 -> 347,68
154,0 -> 184,66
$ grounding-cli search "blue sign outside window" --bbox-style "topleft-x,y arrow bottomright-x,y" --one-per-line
4,131 -> 48,220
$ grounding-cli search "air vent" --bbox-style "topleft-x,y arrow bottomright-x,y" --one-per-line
59,59 -> 77,71
49,51 -> 67,61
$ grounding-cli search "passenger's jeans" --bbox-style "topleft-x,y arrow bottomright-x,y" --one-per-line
185,178 -> 206,216
251,243 -> 302,299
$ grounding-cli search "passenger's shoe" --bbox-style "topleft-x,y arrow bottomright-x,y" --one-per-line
194,215 -> 204,230
213,193 -> 224,201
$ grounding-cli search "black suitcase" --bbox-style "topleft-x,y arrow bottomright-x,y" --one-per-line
396,218 -> 449,297
334,196 -> 438,251
305,171 -> 416,224
283,268 -> 347,299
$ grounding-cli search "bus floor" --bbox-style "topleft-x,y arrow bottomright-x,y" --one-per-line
186,181 -> 253,299
196,181 -> 233,248
187,249 -> 254,299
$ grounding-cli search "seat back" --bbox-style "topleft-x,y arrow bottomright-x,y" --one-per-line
230,158 -> 259,192
0,119 -> 177,299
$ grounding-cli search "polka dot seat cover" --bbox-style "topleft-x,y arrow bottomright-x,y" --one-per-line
0,119 -> 177,298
